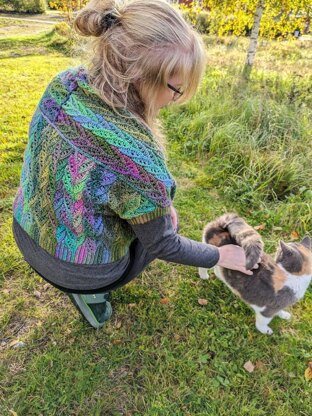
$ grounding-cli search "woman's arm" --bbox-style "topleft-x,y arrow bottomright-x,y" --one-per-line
131,213 -> 254,274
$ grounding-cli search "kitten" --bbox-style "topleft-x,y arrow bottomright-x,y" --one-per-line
199,213 -> 312,335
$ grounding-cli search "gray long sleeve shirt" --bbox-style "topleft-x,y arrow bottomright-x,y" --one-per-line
12,214 -> 219,292
131,214 -> 219,268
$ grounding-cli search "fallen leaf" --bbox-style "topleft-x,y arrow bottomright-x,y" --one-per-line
9,340 -> 20,347
12,341 -> 25,349
198,298 -> 208,306
128,303 -> 136,308
112,339 -> 122,345
115,321 -> 122,329
243,360 -> 255,373
33,290 -> 41,299
160,298 -> 170,304
255,360 -> 265,370
254,224 -> 266,231
174,334 -> 181,341
3,289 -> 10,294
304,362 -> 312,382
290,230 -> 299,240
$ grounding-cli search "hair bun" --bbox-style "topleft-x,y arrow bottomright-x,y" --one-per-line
100,13 -> 118,31
74,0 -> 118,38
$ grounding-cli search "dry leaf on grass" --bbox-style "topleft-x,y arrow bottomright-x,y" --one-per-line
128,303 -> 136,308
304,362 -> 312,382
9,339 -> 20,347
10,341 -> 25,349
290,230 -> 299,240
33,290 -> 41,299
243,360 -> 255,373
160,298 -> 170,304
112,339 -> 123,346
198,298 -> 208,306
115,321 -> 122,329
255,360 -> 266,370
254,224 -> 266,231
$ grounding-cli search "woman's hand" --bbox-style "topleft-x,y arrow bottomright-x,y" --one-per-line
217,244 -> 259,275
170,205 -> 178,231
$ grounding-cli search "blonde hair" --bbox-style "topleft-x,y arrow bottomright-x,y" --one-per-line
74,0 -> 206,130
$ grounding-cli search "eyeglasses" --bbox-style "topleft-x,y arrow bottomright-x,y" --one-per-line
167,83 -> 183,101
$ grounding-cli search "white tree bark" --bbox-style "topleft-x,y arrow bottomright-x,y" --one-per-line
244,0 -> 265,78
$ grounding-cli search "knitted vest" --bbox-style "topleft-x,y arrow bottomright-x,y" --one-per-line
13,67 -> 176,264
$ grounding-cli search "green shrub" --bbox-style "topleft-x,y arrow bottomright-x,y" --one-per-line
54,21 -> 72,37
195,11 -> 210,34
52,22 -> 87,55
181,9 -> 210,34
0,0 -> 46,14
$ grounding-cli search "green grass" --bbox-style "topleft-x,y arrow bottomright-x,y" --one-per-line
0,30 -> 311,415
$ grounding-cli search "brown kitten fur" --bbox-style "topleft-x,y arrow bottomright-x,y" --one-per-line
199,213 -> 312,335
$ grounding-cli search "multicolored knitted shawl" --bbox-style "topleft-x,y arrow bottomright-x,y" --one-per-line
13,67 -> 176,264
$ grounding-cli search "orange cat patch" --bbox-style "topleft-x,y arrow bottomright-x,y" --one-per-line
272,267 -> 287,292
207,231 -> 229,246
295,246 -> 312,275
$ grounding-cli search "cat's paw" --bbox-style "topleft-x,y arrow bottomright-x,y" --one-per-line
256,325 -> 273,335
277,310 -> 291,320
198,267 -> 209,279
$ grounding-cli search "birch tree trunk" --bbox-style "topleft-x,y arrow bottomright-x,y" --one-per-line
243,0 -> 265,80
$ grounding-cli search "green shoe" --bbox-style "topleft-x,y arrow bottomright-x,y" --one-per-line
68,292 -> 112,329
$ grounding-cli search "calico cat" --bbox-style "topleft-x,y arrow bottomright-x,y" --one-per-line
199,213 -> 312,335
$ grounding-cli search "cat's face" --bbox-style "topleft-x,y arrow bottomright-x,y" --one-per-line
275,236 -> 312,275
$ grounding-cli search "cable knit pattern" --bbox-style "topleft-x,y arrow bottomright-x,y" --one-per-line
13,67 -> 175,264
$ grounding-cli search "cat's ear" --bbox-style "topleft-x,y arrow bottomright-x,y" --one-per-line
301,236 -> 311,250
279,240 -> 291,254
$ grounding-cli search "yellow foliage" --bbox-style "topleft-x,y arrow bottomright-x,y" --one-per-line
179,0 -> 311,39
49,0 -> 88,23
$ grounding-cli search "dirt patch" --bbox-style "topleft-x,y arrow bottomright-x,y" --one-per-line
0,20 -> 52,38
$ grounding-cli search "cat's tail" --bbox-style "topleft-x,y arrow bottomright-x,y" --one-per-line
203,213 -> 264,270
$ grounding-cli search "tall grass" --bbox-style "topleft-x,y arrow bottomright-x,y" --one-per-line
161,65 -> 312,232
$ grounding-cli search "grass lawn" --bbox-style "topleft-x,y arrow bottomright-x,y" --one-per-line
0,20 -> 311,416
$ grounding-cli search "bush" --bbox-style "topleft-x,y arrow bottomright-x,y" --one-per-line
195,11 -> 210,34
51,22 -> 86,56
54,21 -> 72,37
0,0 -> 46,14
181,9 -> 210,34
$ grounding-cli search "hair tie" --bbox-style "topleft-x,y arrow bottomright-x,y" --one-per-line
101,13 -> 118,30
